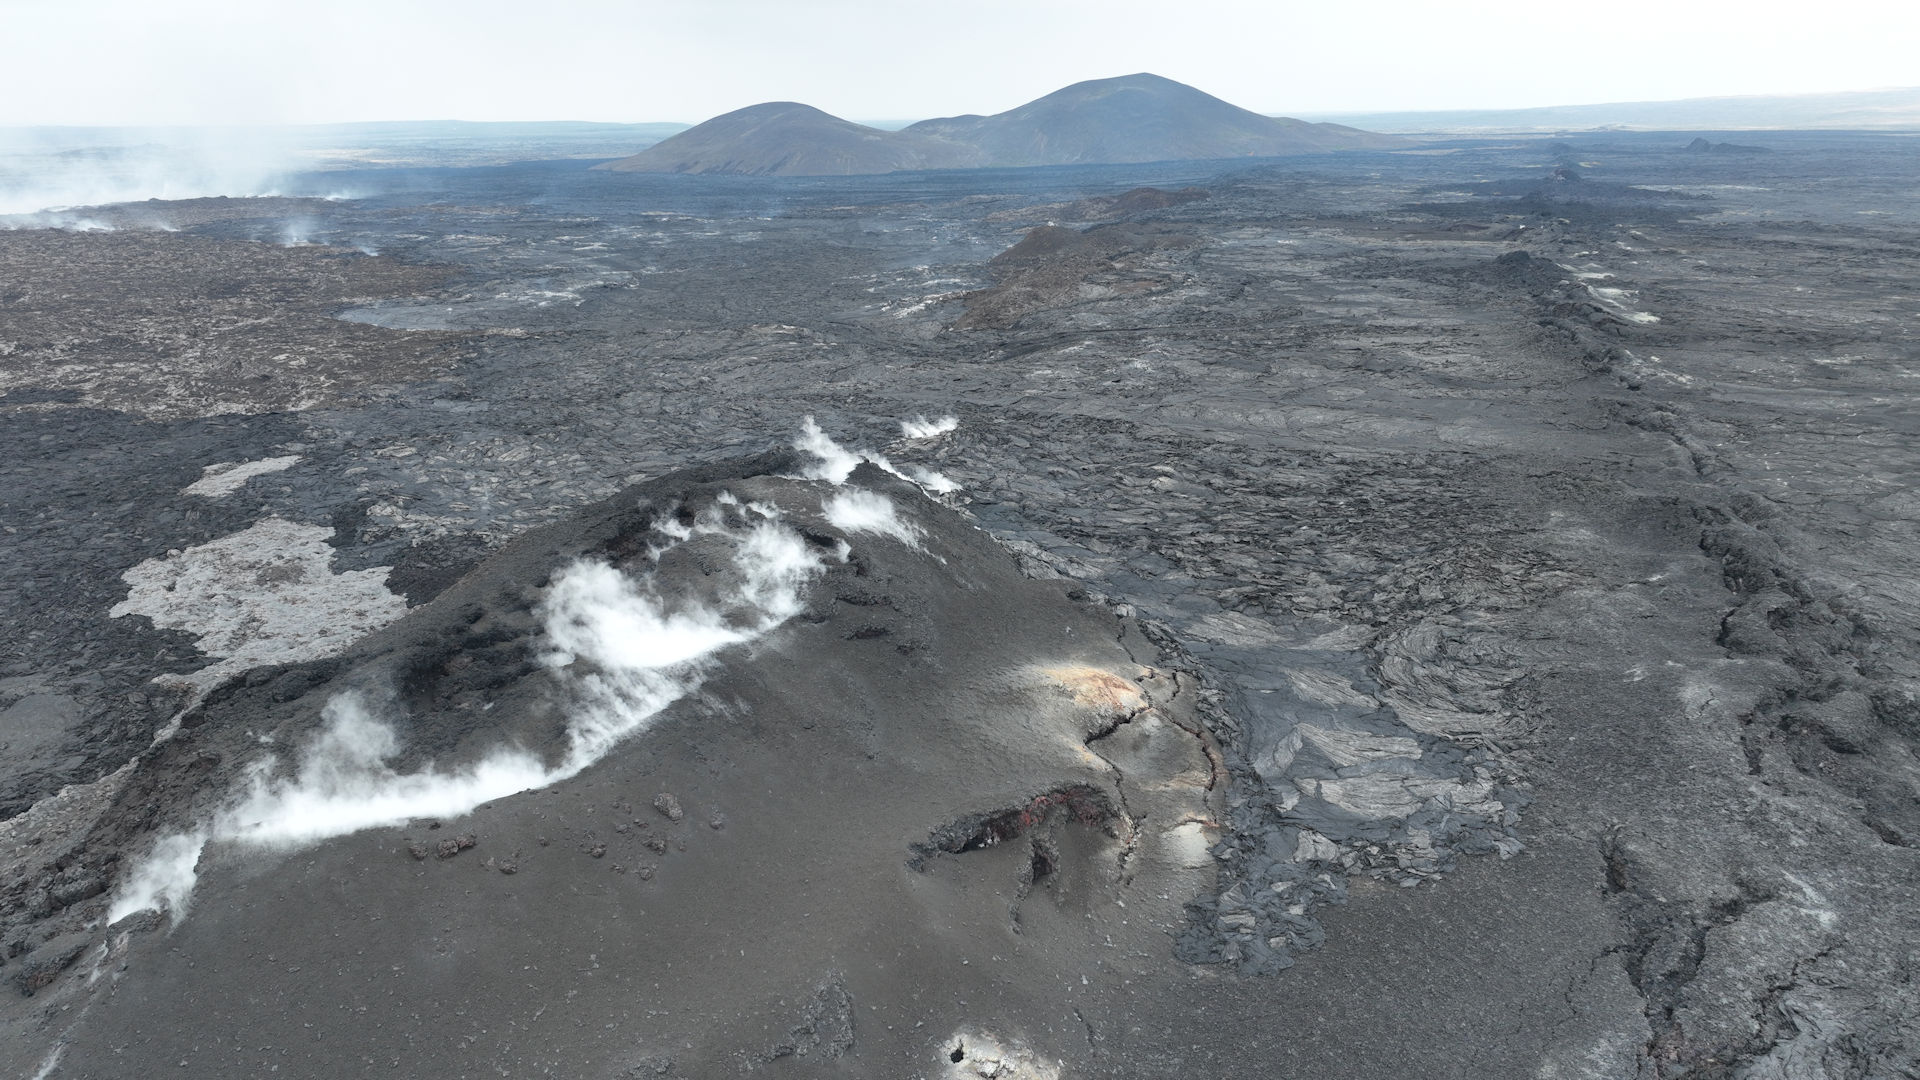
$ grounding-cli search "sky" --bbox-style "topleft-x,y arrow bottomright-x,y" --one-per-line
2,0 -> 1917,127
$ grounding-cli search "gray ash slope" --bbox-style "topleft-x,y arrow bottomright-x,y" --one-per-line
2,130 -> 1918,1077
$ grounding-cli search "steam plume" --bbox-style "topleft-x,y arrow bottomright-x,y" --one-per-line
109,495 -> 828,924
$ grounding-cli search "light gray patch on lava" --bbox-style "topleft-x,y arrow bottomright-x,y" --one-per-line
109,518 -> 408,701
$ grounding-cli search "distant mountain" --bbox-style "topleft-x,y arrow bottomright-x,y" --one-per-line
595,74 -> 1395,176
903,73 -> 1395,166
1684,136 -> 1767,154
1298,86 -> 1920,133
594,102 -> 977,176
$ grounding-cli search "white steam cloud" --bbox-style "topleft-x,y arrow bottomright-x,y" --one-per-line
0,127 -> 298,217
108,831 -> 208,925
278,218 -> 320,246
109,496 -> 828,925
905,466 -> 959,495
901,415 -> 958,440
824,489 -> 923,547
793,416 -> 959,496
0,212 -> 117,233
220,696 -> 550,847
793,416 -> 876,484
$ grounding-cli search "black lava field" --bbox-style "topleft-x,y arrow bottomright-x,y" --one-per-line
2,130 -> 1917,1079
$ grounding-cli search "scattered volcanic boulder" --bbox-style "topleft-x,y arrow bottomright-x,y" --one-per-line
595,73 -> 1396,176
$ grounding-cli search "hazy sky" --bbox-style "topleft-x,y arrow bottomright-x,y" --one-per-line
4,0 -> 1916,126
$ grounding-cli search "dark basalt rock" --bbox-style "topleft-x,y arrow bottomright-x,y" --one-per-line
10,932 -> 90,996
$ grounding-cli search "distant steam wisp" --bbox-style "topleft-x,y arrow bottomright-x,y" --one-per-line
901,415 -> 958,440
794,414 -> 959,496
0,127 -> 299,217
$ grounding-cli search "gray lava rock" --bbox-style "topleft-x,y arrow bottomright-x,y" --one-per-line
11,932 -> 91,996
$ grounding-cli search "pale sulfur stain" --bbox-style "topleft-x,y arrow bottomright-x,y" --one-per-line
1037,664 -> 1149,716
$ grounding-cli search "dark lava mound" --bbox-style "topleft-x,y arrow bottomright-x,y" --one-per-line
1,445 -> 1224,1078
956,220 -> 1199,329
